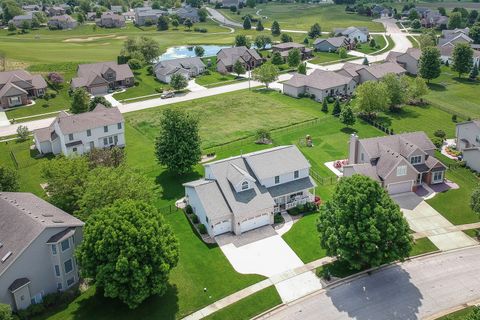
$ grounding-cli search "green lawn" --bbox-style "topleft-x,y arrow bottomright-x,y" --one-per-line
113,67 -> 168,101
410,238 -> 438,256
407,35 -> 420,48
425,65 -> 480,119
309,51 -> 355,65
355,35 -> 389,55
203,286 -> 281,320
438,306 -> 476,320
218,3 -> 384,32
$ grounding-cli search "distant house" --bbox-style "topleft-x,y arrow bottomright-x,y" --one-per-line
0,192 -> 84,311
0,70 -> 47,108
9,14 -> 33,28
154,57 -> 206,83
123,11 -> 135,20
96,12 -> 125,28
313,36 -> 351,52
371,4 -> 391,18
21,4 -> 40,12
33,105 -> 125,156
221,0 -> 245,8
421,10 -> 448,28
86,12 -> 97,21
134,7 -> 166,26
111,5 -> 123,13
456,120 -> 480,172
437,30 -> 480,64
48,15 -> 77,30
47,6 -> 67,17
344,132 -> 447,195
334,26 -> 369,43
271,42 -> 313,60
386,48 -> 421,75
283,69 -> 356,102
71,61 -> 134,95
183,145 -> 316,237
216,46 -> 263,73
174,6 -> 200,23
439,45 -> 480,65
353,61 -> 406,82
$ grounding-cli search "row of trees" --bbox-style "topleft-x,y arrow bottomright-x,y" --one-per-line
419,43 -> 476,80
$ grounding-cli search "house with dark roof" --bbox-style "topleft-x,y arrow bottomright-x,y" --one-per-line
0,192 -> 84,311
183,145 -> 316,237
33,105 -> 125,156
334,26 -> 369,43
173,6 -> 200,23
47,15 -> 77,29
271,42 -> 313,60
96,12 -> 125,28
71,61 -> 134,95
153,57 -> 206,83
216,46 -> 263,74
386,48 -> 421,75
134,7 -> 166,26
344,132 -> 447,194
0,70 -> 47,108
47,6 -> 67,17
313,36 -> 351,52
456,120 -> 480,172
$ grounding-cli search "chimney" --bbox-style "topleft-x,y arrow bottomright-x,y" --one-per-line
348,134 -> 358,164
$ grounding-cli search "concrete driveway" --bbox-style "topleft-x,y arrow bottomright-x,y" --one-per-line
392,193 -> 477,251
216,226 -> 323,303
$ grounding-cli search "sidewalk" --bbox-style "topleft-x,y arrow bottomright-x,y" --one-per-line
182,256 -> 335,320
413,222 -> 480,240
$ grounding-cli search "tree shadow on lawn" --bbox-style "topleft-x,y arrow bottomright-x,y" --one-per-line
155,169 -> 202,202
71,284 -> 180,320
427,83 -> 446,92
340,127 -> 356,135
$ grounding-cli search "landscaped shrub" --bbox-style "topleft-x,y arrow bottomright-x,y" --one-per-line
452,114 -> 457,122
134,81 -> 140,86
18,303 -> 45,320
431,137 -> 444,149
0,303 -> 12,320
192,214 -> 199,224
274,213 -> 284,224
198,224 -> 207,234
203,70 -> 211,75
155,87 -> 163,93
327,96 -> 335,103
128,59 -> 142,70
185,205 -> 193,215
434,129 -> 446,140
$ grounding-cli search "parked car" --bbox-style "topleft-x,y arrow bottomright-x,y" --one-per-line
161,91 -> 175,99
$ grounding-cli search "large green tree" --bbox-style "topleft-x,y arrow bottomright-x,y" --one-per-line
76,166 -> 156,219
252,63 -> 279,89
254,35 -> 271,50
0,166 -> 19,192
470,25 -> 480,44
448,12 -> 464,30
70,88 -> 90,114
339,105 -> 356,127
77,200 -> 179,309
382,73 -> 408,109
452,42 -> 474,77
271,20 -> 281,36
419,46 -> 441,82
139,36 -> 161,63
0,303 -> 12,320
471,185 -> 480,214
355,81 -> 390,115
234,34 -> 249,47
256,20 -> 264,31
407,77 -> 428,103
243,16 -> 251,30
89,96 -> 112,111
308,23 -> 321,39
170,73 -> 188,91
157,15 -> 169,30
287,48 -> 301,67
154,109 -> 201,174
418,30 -> 437,49
317,175 -> 413,270
271,51 -> 283,65
233,60 -> 246,76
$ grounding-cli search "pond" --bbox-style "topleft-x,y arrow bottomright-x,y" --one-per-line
157,45 -> 231,61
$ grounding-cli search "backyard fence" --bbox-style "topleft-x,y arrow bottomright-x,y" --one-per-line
429,102 -> 471,122
158,204 -> 179,215
310,168 -> 338,186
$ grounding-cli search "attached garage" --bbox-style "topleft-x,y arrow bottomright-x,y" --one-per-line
212,220 -> 232,236
240,213 -> 271,233
89,85 -> 108,96
387,181 -> 413,195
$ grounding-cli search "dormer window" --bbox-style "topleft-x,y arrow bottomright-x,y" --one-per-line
241,181 -> 249,190
274,176 -> 280,184
410,155 -> 422,164
294,170 -> 299,179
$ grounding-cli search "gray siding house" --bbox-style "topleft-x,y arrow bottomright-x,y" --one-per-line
153,57 -> 206,83
134,7 -> 166,26
48,15 -> 77,29
344,132 -> 447,194
313,36 -> 348,52
96,12 -> 125,28
386,48 -> 421,75
0,192 -> 84,311
456,120 -> 480,172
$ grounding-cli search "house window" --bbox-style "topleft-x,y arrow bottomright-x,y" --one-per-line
9,96 -> 21,105
87,129 -> 91,137
433,171 -> 443,182
109,136 -> 113,144
72,147 -> 77,153
117,123 -> 122,130
51,244 -> 57,255
104,125 -> 108,133
103,137 -> 108,145
410,155 -> 422,164
68,133 -> 73,141
54,265 -> 60,277
294,170 -> 299,179
64,259 -> 73,274
114,136 -> 118,144
241,181 -> 249,190
89,141 -> 95,150
361,153 -> 364,161
396,165 -> 407,176
61,238 -> 70,252
274,176 -> 280,184
67,277 -> 75,287
57,283 -> 62,290
476,135 -> 480,143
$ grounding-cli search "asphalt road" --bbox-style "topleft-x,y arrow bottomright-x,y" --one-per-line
258,247 -> 480,320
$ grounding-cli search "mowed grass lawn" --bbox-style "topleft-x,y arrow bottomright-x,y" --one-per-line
113,67 -> 167,101
218,3 -> 384,32
425,66 -> 480,119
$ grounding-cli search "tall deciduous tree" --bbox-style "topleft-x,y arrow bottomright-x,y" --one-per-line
155,109 -> 201,174
287,48 -> 301,67
234,34 -> 249,47
407,77 -> 428,103
139,36 -> 161,63
254,35 -> 271,50
418,30 -> 437,49
382,73 -> 408,109
452,42 -> 474,78
252,63 -> 279,89
89,96 -> 112,111
157,15 -> 169,30
271,51 -> 283,65
194,46 -> 205,57
355,81 -> 390,116
308,23 -> 321,38
170,73 -> 188,90
469,25 -> 480,44
0,166 -> 19,192
77,200 -> 179,309
271,20 -> 281,36
339,104 -> 355,127
317,175 -> 413,270
448,12 -> 464,30
471,186 -> 480,214
184,18 -> 193,30
70,88 -> 90,114
419,46 -> 441,82
233,60 -> 246,76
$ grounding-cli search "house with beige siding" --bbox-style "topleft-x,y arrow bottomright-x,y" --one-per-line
386,48 -> 421,75
343,132 -> 447,194
456,120 -> 480,172
0,70 -> 47,108
0,192 -> 84,311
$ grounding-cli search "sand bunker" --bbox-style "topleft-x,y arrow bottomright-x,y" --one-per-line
63,35 -> 127,43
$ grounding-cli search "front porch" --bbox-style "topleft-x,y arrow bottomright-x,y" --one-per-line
274,190 -> 315,213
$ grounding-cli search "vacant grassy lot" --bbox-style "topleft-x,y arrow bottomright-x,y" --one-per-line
218,3 -> 384,32
425,66 -> 480,119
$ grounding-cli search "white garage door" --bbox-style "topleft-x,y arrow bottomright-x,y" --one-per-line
387,181 -> 413,195
212,220 -> 231,236
240,213 -> 271,233
90,86 -> 108,95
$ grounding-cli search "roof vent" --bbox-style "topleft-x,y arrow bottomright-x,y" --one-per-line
1,251 -> 12,263
42,213 -> 53,217
0,242 -> 3,249
52,219 -> 64,223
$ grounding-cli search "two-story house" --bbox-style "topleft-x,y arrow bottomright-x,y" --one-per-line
134,7 -> 166,26
456,120 -> 480,172
183,146 -> 316,237
343,132 -> 447,195
216,46 -> 263,74
334,26 -> 369,43
33,104 -> 125,156
0,70 -> 47,108
96,12 -> 125,28
47,15 -> 77,30
0,192 -> 84,311
71,61 -> 134,95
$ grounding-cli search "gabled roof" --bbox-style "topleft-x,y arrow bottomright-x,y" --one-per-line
358,132 -> 436,159
154,57 -> 205,76
184,179 -> 232,220
217,46 -> 261,66
0,82 -> 27,97
334,26 -> 369,36
314,36 -> 346,48
283,69 -> 353,90
72,61 -> 133,88
272,42 -> 305,50
357,61 -> 406,80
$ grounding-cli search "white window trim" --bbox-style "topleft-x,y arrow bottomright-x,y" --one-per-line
60,238 -> 70,252
410,155 -> 422,165
396,165 -> 407,177
64,258 -> 74,275
433,171 -> 444,182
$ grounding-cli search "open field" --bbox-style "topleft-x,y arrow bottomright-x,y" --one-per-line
218,4 -> 385,32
